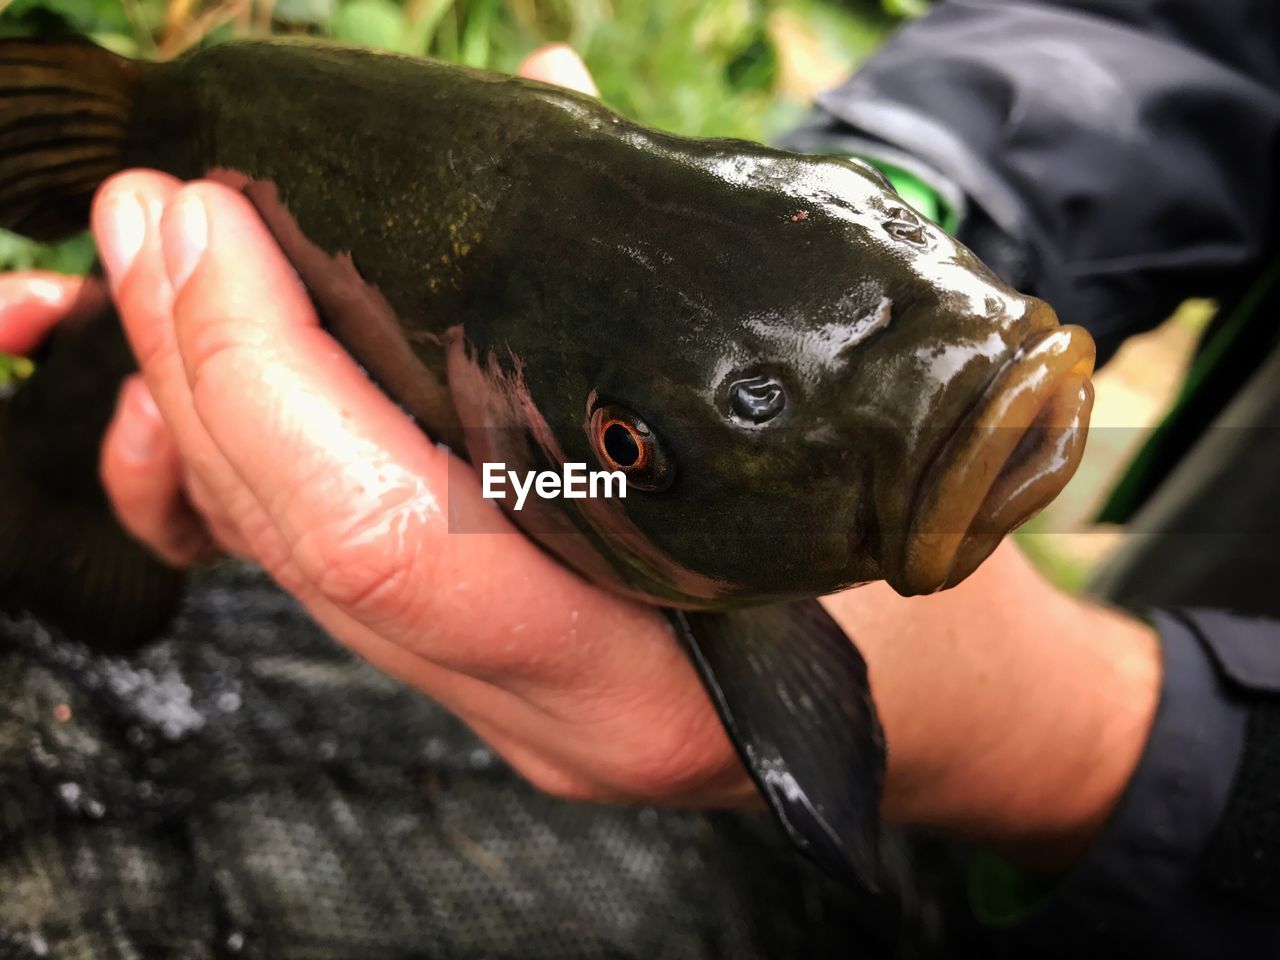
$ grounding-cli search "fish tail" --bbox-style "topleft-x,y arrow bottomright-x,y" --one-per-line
0,290 -> 185,651
0,37 -> 142,241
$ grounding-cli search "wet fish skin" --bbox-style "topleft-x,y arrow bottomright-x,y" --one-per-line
112,40 -> 1082,608
0,37 -> 1097,889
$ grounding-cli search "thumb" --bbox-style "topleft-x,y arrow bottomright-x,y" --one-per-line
518,44 -> 599,97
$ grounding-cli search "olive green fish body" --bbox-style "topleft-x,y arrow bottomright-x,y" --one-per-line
0,37 -> 1098,888
108,41 -> 1083,612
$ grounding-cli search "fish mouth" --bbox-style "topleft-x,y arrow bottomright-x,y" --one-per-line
893,325 -> 1096,595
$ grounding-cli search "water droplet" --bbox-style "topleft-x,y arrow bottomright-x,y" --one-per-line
215,691 -> 242,713
57,782 -> 81,805
56,782 -> 105,819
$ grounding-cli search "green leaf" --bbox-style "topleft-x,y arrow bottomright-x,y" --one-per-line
329,0 -> 409,52
881,0 -> 931,19
91,31 -> 141,56
725,32 -> 778,93
35,233 -> 96,274
275,0 -> 336,25
0,351 -> 33,387
2,0 -> 129,33
0,230 -> 95,275
459,0 -> 500,68
404,0 -> 455,55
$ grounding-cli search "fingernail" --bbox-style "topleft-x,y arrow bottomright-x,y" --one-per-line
161,191 -> 209,293
97,191 -> 148,288
22,276 -> 75,308
115,379 -> 165,463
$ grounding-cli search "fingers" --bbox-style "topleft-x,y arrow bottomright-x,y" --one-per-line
518,44 -> 599,96
100,375 -> 218,565
95,170 -> 244,566
97,171 -> 272,559
158,183 -> 456,620
0,272 -> 91,355
94,171 -> 185,380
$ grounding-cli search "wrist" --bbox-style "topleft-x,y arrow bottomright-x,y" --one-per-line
980,599 -> 1161,870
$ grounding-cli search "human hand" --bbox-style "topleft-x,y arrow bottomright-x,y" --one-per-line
0,45 -> 1161,872
79,47 -> 752,811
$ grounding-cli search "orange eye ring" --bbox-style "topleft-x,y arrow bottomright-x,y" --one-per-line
598,417 -> 651,471
587,405 -> 674,492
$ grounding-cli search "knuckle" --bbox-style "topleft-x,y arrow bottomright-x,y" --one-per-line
290,507 -> 435,626
316,551 -> 417,618
281,460 -> 445,628
180,318 -> 253,397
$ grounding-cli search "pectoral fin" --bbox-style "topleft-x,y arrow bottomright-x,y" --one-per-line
668,600 -> 885,888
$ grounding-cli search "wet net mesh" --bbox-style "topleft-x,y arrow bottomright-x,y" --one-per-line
0,562 -> 970,959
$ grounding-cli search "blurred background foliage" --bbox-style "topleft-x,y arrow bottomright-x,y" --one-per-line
0,0 -> 922,273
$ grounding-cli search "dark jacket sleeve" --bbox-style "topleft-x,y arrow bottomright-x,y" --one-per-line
794,0 -> 1280,363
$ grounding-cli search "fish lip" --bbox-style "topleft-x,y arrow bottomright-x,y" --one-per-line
890,324 -> 1097,596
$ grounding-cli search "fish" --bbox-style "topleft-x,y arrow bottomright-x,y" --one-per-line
0,37 -> 1095,888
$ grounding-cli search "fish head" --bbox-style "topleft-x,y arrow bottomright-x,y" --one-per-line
449,147 -> 1094,606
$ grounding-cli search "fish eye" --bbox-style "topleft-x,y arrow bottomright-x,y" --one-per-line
728,374 -> 786,425
588,404 -> 674,492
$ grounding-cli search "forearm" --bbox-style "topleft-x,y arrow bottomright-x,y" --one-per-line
823,540 -> 1160,869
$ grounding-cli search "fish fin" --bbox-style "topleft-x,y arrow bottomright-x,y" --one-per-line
0,37 -> 141,241
669,600 -> 885,888
0,291 -> 184,651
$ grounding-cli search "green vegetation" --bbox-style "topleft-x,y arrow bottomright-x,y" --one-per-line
0,0 -> 916,272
